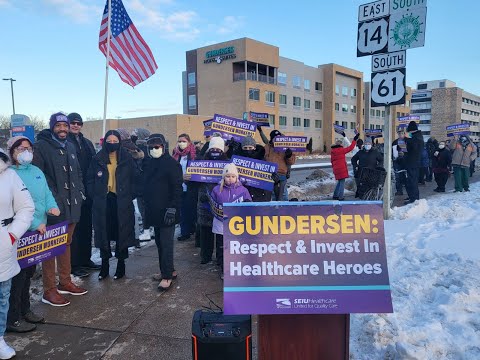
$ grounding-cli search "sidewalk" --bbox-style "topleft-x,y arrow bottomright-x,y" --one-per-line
5,235 -> 225,359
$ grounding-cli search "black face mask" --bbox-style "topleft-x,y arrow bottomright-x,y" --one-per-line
244,150 -> 255,157
207,149 -> 224,160
105,143 -> 120,153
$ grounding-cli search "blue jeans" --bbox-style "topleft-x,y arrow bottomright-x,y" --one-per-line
334,179 -> 345,199
273,175 -> 289,201
0,279 -> 12,337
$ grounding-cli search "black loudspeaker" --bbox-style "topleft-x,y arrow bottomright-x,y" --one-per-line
191,310 -> 252,360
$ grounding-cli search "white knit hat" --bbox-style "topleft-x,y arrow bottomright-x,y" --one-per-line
222,163 -> 239,178
209,136 -> 225,151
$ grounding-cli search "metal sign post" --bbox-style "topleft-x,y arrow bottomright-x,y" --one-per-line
383,106 -> 392,219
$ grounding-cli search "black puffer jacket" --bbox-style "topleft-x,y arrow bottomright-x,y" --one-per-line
86,141 -> 136,253
432,147 -> 452,173
33,129 -> 84,224
351,149 -> 383,178
404,130 -> 424,168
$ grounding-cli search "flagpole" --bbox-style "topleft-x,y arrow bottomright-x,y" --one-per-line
102,0 -> 112,137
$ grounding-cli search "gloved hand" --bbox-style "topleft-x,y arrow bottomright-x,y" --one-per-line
434,151 -> 439,157
271,172 -> 280,183
164,208 -> 176,226
341,131 -> 346,137
285,148 -> 293,159
353,133 -> 360,141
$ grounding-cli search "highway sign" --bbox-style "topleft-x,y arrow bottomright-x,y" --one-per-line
388,6 -> 427,51
390,0 -> 427,14
372,50 -> 406,72
358,0 -> 389,22
371,68 -> 406,107
357,17 -> 389,57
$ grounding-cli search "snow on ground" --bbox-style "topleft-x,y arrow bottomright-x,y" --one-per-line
350,182 -> 480,360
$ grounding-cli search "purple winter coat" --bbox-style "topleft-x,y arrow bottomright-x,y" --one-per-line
210,181 -> 252,235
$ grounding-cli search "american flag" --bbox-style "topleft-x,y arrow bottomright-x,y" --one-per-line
99,0 -> 158,87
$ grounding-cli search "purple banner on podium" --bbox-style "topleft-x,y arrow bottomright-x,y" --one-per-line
223,202 -> 393,315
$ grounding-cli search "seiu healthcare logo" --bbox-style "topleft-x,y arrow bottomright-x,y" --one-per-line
276,298 -> 291,309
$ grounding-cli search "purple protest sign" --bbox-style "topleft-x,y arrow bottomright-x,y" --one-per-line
365,129 -> 383,138
223,202 -> 393,315
249,112 -> 270,127
273,136 -> 307,152
231,156 -> 278,191
211,114 -> 256,142
334,124 -> 345,135
186,160 -> 229,183
446,123 -> 470,137
397,115 -> 420,123
17,221 -> 69,269
203,119 -> 213,137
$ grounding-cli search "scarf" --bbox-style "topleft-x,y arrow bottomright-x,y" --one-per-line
172,142 -> 196,161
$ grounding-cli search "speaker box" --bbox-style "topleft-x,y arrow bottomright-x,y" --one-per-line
191,310 -> 252,360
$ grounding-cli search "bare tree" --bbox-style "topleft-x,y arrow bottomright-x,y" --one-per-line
28,115 -> 48,132
0,115 -> 10,130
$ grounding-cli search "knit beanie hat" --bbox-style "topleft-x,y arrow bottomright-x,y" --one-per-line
49,112 -> 70,131
67,112 -> 83,124
269,130 -> 282,141
241,136 -> 256,148
7,135 -> 32,152
222,163 -> 239,178
407,120 -> 418,132
209,136 -> 225,151
364,137 -> 372,144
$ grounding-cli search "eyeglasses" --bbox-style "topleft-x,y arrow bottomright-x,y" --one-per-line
15,146 -> 33,153
70,121 -> 82,126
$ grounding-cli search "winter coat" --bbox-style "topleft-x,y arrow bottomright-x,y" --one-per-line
0,155 -> 34,282
432,148 -> 452,173
32,129 -> 85,224
142,153 -> 183,228
404,130 -> 424,169
449,138 -> 477,168
263,143 -> 296,175
68,132 -> 96,184
87,147 -> 136,253
210,181 -> 252,235
235,145 -> 272,202
420,147 -> 429,168
351,149 -> 383,178
197,183 -> 216,227
425,138 -> 438,159
11,164 -> 58,231
330,140 -> 357,180
392,138 -> 406,169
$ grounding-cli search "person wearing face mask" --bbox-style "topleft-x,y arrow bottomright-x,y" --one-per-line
142,134 -> 183,291
403,121 -> 424,204
392,129 -> 407,196
87,130 -> 136,281
5,137 -> 58,334
33,113 -> 87,306
351,137 -> 383,198
432,141 -> 452,193
172,134 -> 197,242
449,134 -> 477,192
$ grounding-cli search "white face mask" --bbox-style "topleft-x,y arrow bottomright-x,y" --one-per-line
150,148 -> 163,158
364,144 -> 372,151
17,150 -> 33,165
178,141 -> 188,150
439,144 -> 445,149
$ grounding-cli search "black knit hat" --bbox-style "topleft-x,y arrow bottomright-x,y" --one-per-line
269,130 -> 282,141
67,112 -> 83,124
407,121 -> 418,132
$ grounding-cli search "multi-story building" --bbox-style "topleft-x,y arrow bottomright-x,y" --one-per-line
183,38 -> 364,152
412,80 -> 480,143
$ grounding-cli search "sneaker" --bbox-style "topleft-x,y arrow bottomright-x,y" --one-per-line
42,289 -> 70,307
138,231 -> 151,241
464,188 -> 470,192
58,282 -> 88,296
6,320 -> 36,333
71,268 -> 90,278
0,337 -> 15,360
82,260 -> 101,270
24,310 -> 45,324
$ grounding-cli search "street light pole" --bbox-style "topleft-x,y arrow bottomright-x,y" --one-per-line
2,78 -> 16,115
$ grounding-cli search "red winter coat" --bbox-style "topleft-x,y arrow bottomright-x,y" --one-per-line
331,141 -> 357,180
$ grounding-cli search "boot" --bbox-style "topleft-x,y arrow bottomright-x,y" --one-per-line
0,337 -> 15,360
24,310 -> 45,324
114,259 -> 125,280
6,320 -> 36,333
98,259 -> 110,280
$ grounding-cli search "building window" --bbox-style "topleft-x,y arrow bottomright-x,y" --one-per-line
351,105 -> 357,113
406,100 -> 410,106
375,110 -> 381,117
351,88 -> 357,97
188,94 -> 196,109
304,79 -> 310,91
293,117 -> 301,127
439,81 -> 445,88
279,94 -> 287,105
249,88 -> 259,101
342,121 -> 348,129
293,76 -> 301,88
335,121 -> 339,125
335,103 -> 340,111
342,86 -> 349,97
269,114 -> 275,126
417,83 -> 427,90
293,96 -> 302,107
370,124 -> 375,129
335,85 -> 340,95
315,101 -> 322,110
381,111 -> 385,117
342,104 -> 348,112
304,99 -> 311,110
315,82 -> 323,92
315,119 -> 322,128
350,122 -> 356,129
265,91 -> 275,104
278,72 -> 287,85
396,112 -> 400,117
304,118 -> 310,128
279,116 -> 287,126
375,125 -> 381,129
187,72 -> 196,88
370,109 -> 375,116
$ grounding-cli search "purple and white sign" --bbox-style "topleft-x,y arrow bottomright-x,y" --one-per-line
365,129 -> 383,138
231,156 -> 278,191
223,202 -> 393,315
203,119 -> 213,137
397,115 -> 420,123
446,123 -> 470,137
334,124 -> 345,135
273,136 -> 307,152
17,222 -> 68,269
186,160 -> 229,183
211,114 -> 256,142
249,112 -> 270,127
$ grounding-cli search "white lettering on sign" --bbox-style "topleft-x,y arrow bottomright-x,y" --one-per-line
358,0 -> 389,22
390,0 -> 427,13
372,51 -> 406,72
357,17 -> 389,57
371,69 -> 406,107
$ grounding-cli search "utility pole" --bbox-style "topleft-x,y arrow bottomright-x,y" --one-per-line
2,78 -> 16,114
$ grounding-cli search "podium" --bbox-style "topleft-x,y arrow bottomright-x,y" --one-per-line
258,314 -> 350,360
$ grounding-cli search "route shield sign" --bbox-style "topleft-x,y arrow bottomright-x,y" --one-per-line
388,6 -> 427,51
357,17 -> 389,57
371,68 -> 406,107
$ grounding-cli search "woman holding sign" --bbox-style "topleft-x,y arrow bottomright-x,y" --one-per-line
5,136 -> 60,333
0,148 -> 34,359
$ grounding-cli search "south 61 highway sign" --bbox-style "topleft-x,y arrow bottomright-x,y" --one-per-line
371,68 -> 406,107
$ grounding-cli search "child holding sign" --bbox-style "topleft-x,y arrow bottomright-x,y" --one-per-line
210,164 -> 251,279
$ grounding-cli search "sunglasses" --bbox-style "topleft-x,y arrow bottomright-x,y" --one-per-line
70,121 -> 83,126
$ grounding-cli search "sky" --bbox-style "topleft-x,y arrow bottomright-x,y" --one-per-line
0,0 -> 479,122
